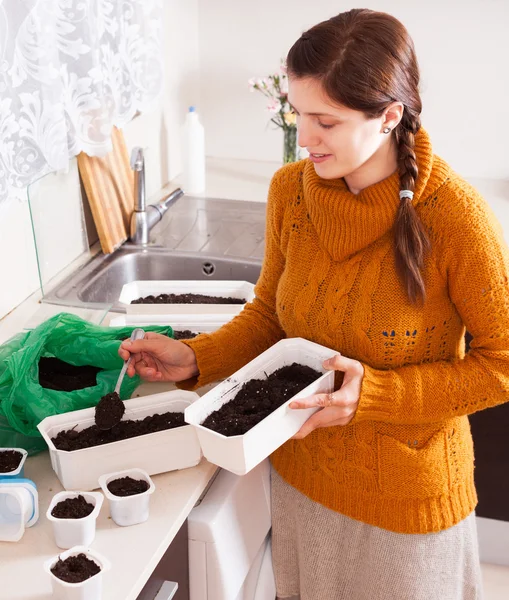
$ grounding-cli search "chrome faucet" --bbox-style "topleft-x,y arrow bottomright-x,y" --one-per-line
129,147 -> 184,245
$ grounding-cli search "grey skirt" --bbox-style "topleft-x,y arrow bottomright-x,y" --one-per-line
271,468 -> 483,600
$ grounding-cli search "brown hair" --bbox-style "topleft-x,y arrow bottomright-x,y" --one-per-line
287,9 -> 430,304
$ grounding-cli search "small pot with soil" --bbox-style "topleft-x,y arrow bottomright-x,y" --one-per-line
46,491 -> 104,549
44,545 -> 111,600
0,448 -> 28,477
98,468 -> 155,527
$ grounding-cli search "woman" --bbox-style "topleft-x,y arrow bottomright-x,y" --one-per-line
120,9 -> 509,599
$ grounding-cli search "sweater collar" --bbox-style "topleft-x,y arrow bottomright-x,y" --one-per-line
302,128 -> 450,261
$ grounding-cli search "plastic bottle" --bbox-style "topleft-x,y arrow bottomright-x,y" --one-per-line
181,106 -> 206,194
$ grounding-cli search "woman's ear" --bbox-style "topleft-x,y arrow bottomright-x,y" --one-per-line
381,102 -> 404,132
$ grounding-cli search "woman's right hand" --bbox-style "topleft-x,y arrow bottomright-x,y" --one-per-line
118,332 -> 199,383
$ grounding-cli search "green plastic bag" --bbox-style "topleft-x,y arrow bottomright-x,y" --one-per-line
0,312 -> 175,455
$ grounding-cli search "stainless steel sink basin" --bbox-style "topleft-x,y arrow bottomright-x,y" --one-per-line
42,196 -> 266,312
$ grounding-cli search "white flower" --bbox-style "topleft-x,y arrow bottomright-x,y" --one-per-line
267,98 -> 282,113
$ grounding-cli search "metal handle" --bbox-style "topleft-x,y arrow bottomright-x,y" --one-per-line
130,147 -> 144,171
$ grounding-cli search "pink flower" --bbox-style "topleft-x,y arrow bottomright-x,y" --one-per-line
267,98 -> 282,113
280,62 -> 288,75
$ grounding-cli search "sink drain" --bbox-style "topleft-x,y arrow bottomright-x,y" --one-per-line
202,262 -> 215,276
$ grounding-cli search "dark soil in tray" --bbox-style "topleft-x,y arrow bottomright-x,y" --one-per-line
39,357 -> 102,392
202,363 -> 322,436
51,412 -> 186,451
107,476 -> 149,497
0,450 -> 23,473
51,553 -> 101,583
52,495 -> 95,519
173,330 -> 199,340
132,293 -> 245,305
95,392 -> 125,430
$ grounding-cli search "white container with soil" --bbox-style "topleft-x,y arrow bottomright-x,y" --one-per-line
185,337 -> 336,475
44,545 -> 111,600
118,280 -> 255,316
47,491 -> 104,548
98,467 -> 155,526
108,313 -> 228,336
37,390 -> 202,491
0,448 -> 28,477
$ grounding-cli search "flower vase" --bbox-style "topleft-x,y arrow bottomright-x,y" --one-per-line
283,126 -> 298,164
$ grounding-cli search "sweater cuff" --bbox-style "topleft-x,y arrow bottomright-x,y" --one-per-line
353,364 -> 399,422
176,334 -> 224,391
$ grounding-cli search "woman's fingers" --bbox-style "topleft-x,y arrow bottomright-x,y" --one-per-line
289,386 -> 353,410
323,353 -> 364,378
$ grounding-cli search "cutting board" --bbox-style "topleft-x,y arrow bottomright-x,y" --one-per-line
78,127 -> 134,254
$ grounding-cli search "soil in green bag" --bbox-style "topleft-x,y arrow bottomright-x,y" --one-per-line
52,495 -> 94,519
51,553 -> 101,583
131,292 -> 245,305
0,450 -> 23,473
94,392 -> 125,430
51,412 -> 185,451
107,476 -> 149,497
173,330 -> 200,340
39,357 -> 102,392
202,363 -> 322,437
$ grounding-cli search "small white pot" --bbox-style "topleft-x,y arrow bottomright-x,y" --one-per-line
0,448 -> 28,477
44,545 -> 111,600
98,468 -> 155,527
46,491 -> 104,549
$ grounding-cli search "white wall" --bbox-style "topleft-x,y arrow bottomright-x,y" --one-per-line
0,0 -> 201,320
197,0 -> 509,179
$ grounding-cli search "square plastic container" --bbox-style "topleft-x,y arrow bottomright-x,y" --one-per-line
0,477 -> 39,542
119,280 -> 255,315
185,337 -> 336,475
98,468 -> 155,527
44,545 -> 111,600
0,448 -> 28,478
37,390 -> 202,491
47,491 -> 104,549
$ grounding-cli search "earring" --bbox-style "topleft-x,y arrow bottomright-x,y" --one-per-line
383,127 -> 391,134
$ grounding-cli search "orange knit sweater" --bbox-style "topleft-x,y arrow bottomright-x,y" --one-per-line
181,128 -> 509,534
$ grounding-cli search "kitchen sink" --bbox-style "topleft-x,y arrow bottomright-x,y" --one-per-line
42,196 -> 266,312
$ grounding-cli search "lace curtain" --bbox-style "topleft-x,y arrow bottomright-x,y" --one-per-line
0,0 -> 163,203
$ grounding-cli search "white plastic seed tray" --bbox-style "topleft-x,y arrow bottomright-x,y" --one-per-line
184,338 -> 336,475
108,313 -> 227,333
119,280 -> 255,315
37,391 -> 202,491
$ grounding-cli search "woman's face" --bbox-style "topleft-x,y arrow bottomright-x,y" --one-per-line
288,77 -> 390,180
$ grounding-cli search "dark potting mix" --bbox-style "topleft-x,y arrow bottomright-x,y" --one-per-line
51,553 -> 101,583
0,450 -> 23,473
172,329 -> 199,340
94,392 -> 125,430
131,292 -> 245,305
51,495 -> 95,519
202,363 -> 321,436
107,476 -> 149,497
39,357 -> 102,392
51,411 -> 185,451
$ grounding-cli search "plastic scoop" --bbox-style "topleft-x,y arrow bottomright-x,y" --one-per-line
94,328 -> 145,431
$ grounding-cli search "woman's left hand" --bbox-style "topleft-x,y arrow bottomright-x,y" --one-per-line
290,353 -> 364,439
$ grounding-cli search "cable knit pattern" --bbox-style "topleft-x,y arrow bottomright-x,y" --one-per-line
181,128 -> 509,534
